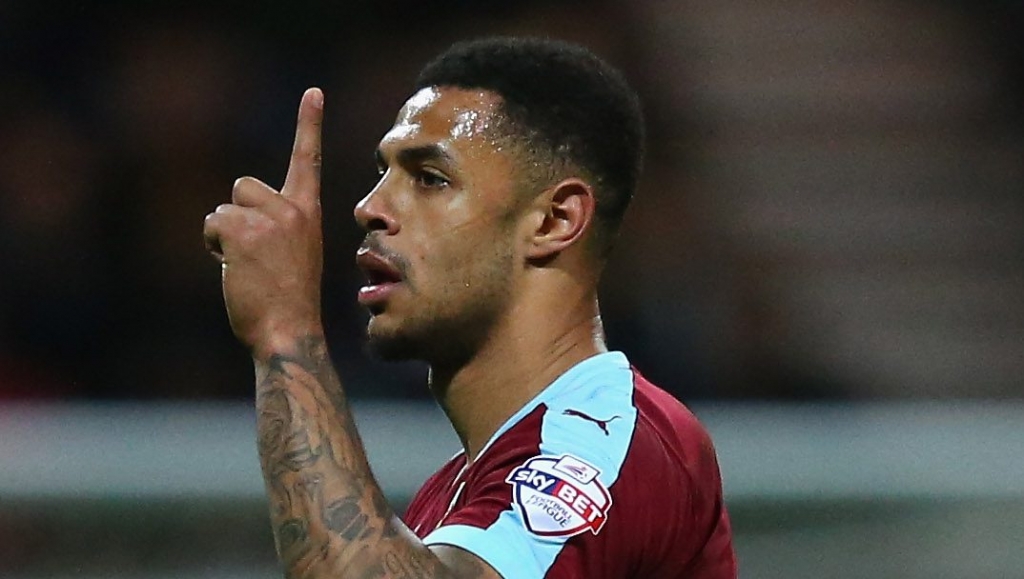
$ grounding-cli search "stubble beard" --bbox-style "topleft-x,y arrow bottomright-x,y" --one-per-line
364,252 -> 515,368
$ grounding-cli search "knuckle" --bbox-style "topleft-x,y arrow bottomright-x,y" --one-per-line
204,209 -> 226,230
233,178 -> 248,200
279,203 -> 302,225
232,176 -> 259,200
233,176 -> 257,189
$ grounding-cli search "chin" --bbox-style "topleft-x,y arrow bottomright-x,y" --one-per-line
362,293 -> 500,367
364,317 -> 423,361
365,333 -> 421,361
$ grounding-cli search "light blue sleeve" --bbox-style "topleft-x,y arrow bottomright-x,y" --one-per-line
425,516 -> 564,579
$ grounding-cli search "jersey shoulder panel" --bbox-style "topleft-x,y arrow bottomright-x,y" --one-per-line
424,352 -> 640,579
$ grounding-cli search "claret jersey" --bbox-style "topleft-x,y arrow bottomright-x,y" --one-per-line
404,352 -> 737,578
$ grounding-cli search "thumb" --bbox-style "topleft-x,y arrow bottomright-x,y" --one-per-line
281,87 -> 324,210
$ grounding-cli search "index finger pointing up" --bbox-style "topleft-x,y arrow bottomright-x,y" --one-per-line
282,87 -> 324,208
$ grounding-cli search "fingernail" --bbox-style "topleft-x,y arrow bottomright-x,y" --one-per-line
311,88 -> 324,109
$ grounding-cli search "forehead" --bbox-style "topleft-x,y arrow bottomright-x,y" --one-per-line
380,87 -> 504,152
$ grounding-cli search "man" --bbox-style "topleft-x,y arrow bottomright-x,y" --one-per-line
203,37 -> 736,578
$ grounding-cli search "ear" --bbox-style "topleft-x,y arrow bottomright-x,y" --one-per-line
525,178 -> 597,261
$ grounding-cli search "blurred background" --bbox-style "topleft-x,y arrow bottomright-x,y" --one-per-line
1,0 -> 1022,577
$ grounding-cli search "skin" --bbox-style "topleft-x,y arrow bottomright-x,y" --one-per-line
203,86 -> 607,578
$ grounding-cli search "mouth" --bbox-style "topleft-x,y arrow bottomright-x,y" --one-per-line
355,247 -> 405,308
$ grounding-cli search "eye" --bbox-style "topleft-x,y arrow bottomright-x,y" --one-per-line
415,169 -> 450,189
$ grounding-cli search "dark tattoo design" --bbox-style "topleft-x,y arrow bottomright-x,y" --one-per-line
323,497 -> 367,541
277,518 -> 311,557
254,335 -> 491,578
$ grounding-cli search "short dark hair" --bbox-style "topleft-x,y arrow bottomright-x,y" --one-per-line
415,37 -> 645,256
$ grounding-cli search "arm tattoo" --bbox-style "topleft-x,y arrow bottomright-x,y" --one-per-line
254,335 -> 492,579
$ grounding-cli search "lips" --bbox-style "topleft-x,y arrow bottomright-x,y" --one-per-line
355,247 -> 404,307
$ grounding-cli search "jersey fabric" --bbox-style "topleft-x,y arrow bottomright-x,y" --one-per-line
403,351 -> 736,578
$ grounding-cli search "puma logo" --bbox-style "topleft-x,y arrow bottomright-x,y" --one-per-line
562,409 -> 622,435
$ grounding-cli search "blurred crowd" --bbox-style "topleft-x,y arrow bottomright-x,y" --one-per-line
1,0 -> 1021,401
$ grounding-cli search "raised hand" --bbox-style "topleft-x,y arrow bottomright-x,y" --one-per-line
203,88 -> 326,358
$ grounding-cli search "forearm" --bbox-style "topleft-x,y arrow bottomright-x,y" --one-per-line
254,333 -> 445,578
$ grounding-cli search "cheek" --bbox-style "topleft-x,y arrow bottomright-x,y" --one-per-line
417,231 -> 509,300
419,238 -> 476,288
405,192 -> 518,291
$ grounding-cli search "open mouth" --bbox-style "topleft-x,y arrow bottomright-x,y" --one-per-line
355,248 -> 404,307
363,264 -> 402,286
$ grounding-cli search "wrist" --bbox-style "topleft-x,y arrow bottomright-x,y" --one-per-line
250,321 -> 326,362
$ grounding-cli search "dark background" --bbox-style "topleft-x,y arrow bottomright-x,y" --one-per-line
2,0 -> 1022,400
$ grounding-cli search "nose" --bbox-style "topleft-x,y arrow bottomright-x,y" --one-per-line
353,182 -> 399,234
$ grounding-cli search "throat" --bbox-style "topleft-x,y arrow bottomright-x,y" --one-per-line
431,373 -> 527,463
427,336 -> 604,463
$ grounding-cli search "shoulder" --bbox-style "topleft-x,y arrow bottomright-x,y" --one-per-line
612,371 -> 734,569
474,353 -> 720,495
465,351 -> 638,471
534,353 -> 720,480
628,371 -> 722,476
421,353 -> 733,578
474,352 -> 638,485
421,354 -> 640,578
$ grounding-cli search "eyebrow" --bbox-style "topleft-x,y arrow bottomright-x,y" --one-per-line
376,143 -> 455,170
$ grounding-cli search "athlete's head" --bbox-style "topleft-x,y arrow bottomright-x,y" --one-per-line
354,37 -> 645,364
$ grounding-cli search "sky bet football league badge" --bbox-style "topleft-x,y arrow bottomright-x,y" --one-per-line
506,454 -> 612,537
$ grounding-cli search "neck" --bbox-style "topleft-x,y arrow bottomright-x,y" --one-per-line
429,290 -> 606,463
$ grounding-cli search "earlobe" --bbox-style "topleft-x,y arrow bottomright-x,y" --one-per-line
526,178 -> 596,261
